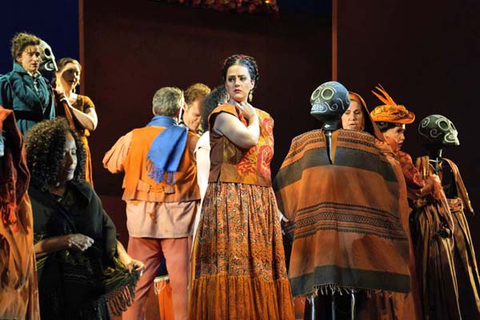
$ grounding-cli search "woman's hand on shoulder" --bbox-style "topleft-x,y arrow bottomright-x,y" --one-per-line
235,100 -> 257,121
214,112 -> 259,148
214,100 -> 260,148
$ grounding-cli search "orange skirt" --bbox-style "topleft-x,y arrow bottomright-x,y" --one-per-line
189,182 -> 294,319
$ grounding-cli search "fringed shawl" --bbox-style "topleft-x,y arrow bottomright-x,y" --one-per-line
274,129 -> 411,297
30,181 -> 139,319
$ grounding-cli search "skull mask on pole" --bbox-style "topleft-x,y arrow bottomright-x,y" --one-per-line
418,114 -> 459,172
418,114 -> 460,148
310,81 -> 350,131
310,81 -> 350,164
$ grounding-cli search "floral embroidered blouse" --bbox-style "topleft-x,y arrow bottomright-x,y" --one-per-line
208,104 -> 274,187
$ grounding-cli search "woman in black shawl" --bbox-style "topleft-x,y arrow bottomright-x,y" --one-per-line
25,117 -> 144,319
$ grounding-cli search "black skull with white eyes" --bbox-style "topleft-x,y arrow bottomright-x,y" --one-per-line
418,114 -> 460,147
310,81 -> 350,130
39,40 -> 57,73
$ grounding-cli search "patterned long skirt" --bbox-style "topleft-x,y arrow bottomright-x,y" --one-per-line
189,182 -> 294,319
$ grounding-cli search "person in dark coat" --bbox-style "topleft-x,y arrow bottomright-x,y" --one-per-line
0,32 -> 55,135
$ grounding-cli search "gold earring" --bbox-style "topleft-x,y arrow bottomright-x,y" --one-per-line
249,91 -> 253,102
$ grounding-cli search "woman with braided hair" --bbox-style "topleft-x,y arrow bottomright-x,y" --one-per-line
189,54 -> 294,319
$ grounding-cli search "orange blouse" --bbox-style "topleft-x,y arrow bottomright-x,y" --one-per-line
208,104 -> 274,187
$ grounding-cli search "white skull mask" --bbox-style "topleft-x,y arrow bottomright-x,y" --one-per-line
39,40 -> 57,73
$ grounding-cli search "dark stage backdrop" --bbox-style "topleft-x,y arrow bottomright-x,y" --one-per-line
83,0 -> 332,193
82,0 -> 332,240
0,0 -> 79,76
337,0 -> 480,253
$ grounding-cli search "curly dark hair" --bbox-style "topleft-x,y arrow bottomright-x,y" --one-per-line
11,32 -> 41,60
25,117 -> 86,191
221,54 -> 259,92
200,85 -> 229,132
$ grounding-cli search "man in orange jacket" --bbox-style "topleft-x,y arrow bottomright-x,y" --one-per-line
103,87 -> 200,320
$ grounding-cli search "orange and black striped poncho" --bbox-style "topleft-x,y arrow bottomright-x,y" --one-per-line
274,128 -> 411,297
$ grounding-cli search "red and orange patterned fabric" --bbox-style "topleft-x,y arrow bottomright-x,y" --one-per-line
190,105 -> 294,319
208,103 -> 274,186
396,150 -> 426,200
190,183 -> 294,319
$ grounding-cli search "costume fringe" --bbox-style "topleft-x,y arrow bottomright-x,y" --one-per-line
146,162 -> 176,184
105,275 -> 138,316
307,284 -> 391,299
77,259 -> 140,319
103,258 -> 140,316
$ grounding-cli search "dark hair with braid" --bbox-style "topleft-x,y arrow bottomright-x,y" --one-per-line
200,85 -> 229,132
376,121 -> 397,132
221,54 -> 259,92
25,117 -> 86,191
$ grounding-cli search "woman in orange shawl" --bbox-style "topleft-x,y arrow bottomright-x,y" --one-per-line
341,91 -> 422,320
370,86 -> 459,320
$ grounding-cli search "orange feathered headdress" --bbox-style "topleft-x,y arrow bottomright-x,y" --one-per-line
370,85 -> 415,124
